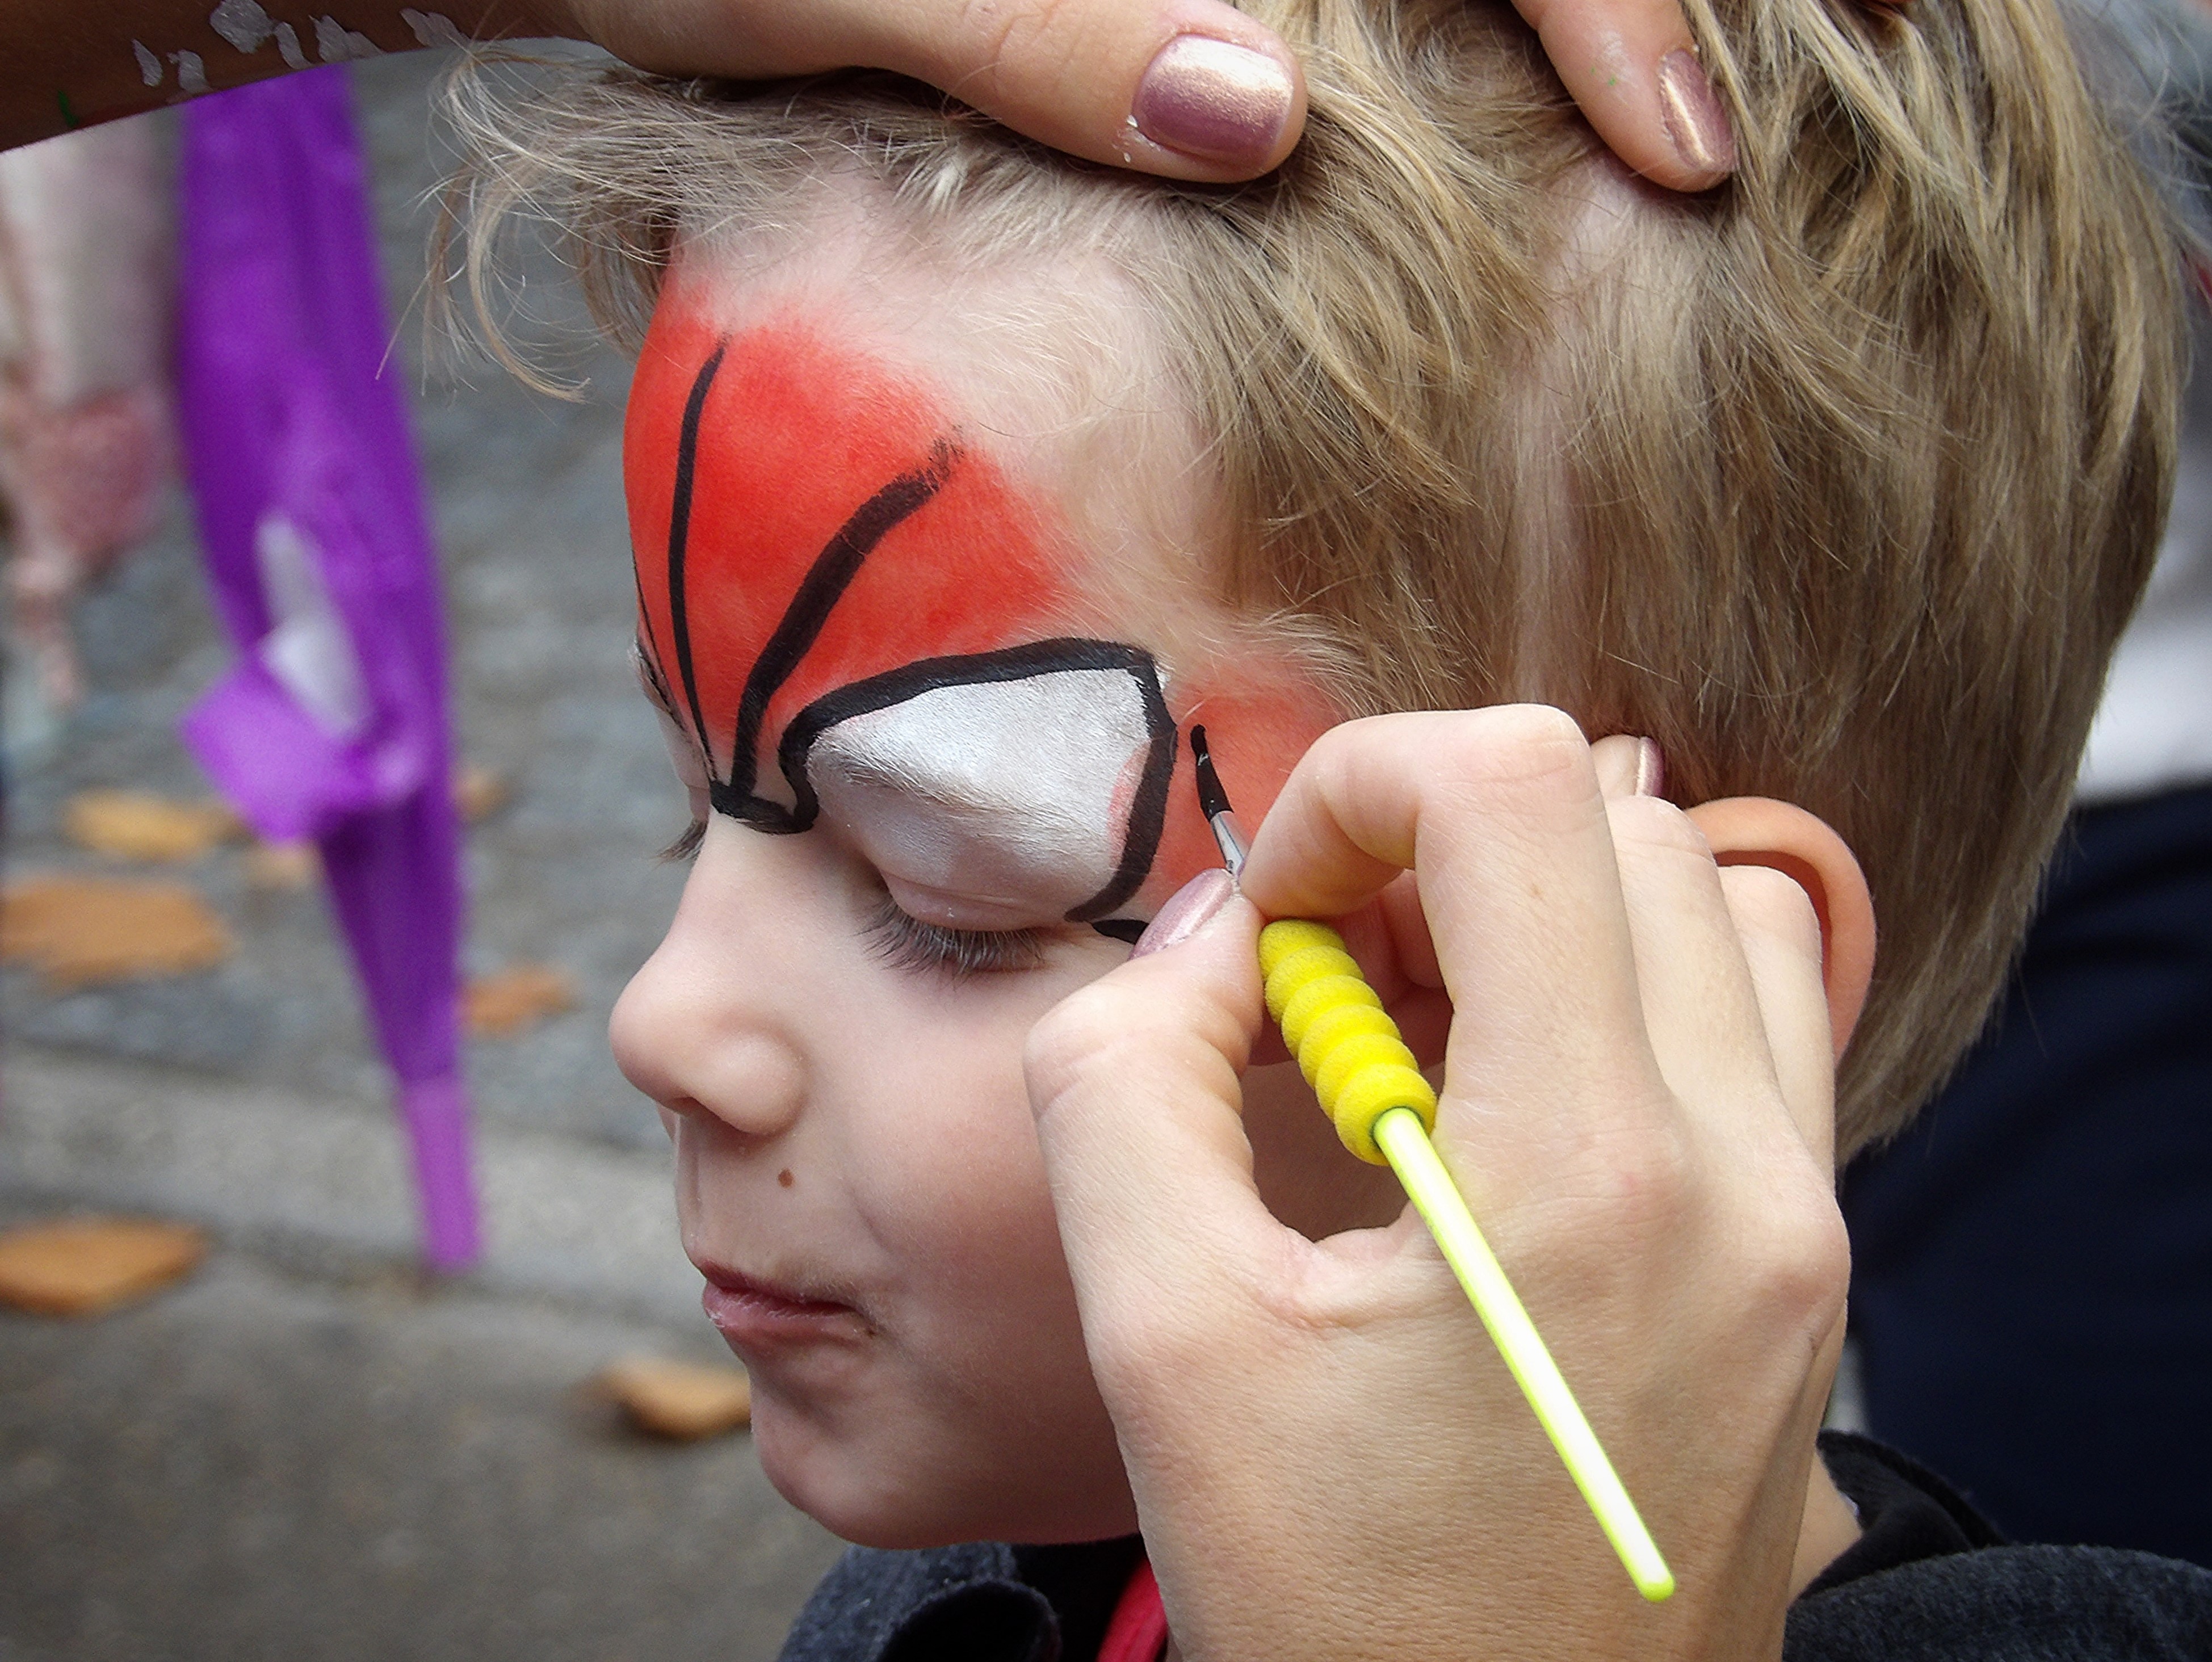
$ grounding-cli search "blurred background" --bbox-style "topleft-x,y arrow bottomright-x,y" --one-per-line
0,46 -> 843,1662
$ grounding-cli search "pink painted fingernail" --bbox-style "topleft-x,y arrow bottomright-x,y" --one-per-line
1132,36 -> 1294,166
1656,49 -> 1735,182
1131,869 -> 1235,958
1635,737 -> 1666,798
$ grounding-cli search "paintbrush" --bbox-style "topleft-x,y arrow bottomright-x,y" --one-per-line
1189,724 -> 1673,1602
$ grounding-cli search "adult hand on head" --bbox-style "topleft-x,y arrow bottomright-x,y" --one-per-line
561,0 -> 1764,190
19,0 -> 1790,188
1025,708 -> 1873,1659
16,0 -> 1774,187
559,0 -> 1758,190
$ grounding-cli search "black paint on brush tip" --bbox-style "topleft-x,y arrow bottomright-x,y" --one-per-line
1190,724 -> 1236,821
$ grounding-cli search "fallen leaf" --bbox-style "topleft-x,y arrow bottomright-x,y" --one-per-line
0,1218 -> 208,1316
464,963 -> 577,1037
454,764 -> 509,824
0,875 -> 232,988
64,791 -> 241,863
596,1357 -> 751,1439
242,840 -> 321,890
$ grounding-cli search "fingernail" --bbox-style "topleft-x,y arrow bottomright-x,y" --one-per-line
1635,737 -> 1665,798
1130,869 -> 1235,958
1132,36 -> 1294,166
1656,49 -> 1735,182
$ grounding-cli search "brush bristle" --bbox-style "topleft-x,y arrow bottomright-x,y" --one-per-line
1189,724 -> 1236,821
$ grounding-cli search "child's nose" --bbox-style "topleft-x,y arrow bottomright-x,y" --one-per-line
609,846 -> 810,1144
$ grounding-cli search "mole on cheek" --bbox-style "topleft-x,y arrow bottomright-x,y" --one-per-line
778,1169 -> 795,1189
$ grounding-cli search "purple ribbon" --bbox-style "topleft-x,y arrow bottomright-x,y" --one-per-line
175,68 -> 477,1270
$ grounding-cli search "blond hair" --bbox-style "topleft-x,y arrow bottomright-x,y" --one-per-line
444,0 -> 2187,1159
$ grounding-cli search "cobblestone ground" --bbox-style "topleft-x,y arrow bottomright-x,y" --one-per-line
1,49 -> 843,1661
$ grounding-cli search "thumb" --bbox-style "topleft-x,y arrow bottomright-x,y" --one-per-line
1025,875 -> 1286,1370
859,0 -> 1304,181
576,0 -> 1306,182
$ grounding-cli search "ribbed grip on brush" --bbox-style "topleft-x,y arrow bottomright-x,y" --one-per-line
1257,919 -> 1437,1164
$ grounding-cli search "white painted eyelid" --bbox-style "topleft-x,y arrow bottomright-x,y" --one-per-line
805,668 -> 1157,922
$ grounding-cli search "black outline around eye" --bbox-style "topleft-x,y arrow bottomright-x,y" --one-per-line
774,641 -> 1178,924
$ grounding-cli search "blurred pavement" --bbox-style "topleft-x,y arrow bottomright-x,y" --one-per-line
1,48 -> 844,1661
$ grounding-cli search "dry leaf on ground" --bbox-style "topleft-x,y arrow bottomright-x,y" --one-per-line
465,963 -> 577,1038
0,1218 -> 208,1316
0,875 -> 233,988
596,1357 -> 752,1439
454,764 -> 509,824
64,791 -> 241,863
243,840 -> 321,890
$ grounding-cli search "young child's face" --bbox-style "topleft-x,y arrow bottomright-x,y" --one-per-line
609,232 -> 1395,1547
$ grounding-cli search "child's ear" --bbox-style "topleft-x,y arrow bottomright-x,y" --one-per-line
1685,798 -> 1877,1059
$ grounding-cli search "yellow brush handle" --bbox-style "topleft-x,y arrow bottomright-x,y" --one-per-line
1256,916 -> 1676,1602
1258,919 -> 1436,1164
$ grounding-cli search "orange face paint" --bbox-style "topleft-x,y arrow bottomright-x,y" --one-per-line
624,292 -> 1337,930
627,307 -> 1071,799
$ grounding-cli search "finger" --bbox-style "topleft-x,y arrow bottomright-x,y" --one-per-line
1378,870 -> 1444,996
1335,895 -> 1454,1068
889,0 -> 1306,180
1589,733 -> 1662,800
1717,863 -> 1836,1165
584,0 -> 1306,182
1026,888 -> 1295,1370
1605,794 -> 1781,1137
1510,0 -> 1735,191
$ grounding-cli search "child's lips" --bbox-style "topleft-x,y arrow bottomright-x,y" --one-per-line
696,1261 -> 867,1349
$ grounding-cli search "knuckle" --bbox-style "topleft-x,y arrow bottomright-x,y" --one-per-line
950,0 -> 1086,88
1527,1108 -> 1700,1252
1739,1177 -> 1852,1332
1589,1118 -> 1699,1232
1607,792 -> 1712,862
1719,863 -> 1823,952
1025,971 -> 1243,1115
1424,704 -> 1592,801
1451,703 -> 1592,779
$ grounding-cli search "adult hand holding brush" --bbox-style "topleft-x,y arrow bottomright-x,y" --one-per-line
1025,709 -> 1874,1660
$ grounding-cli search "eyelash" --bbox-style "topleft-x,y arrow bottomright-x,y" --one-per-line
641,651 -> 1072,980
660,812 -> 1047,977
863,893 -> 1050,979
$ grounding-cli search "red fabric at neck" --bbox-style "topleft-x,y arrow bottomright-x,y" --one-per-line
1098,1557 -> 1169,1662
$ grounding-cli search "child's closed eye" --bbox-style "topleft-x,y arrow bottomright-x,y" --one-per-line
863,891 -> 1049,979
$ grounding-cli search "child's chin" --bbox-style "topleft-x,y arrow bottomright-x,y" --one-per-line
751,1404 -> 967,1548
752,1400 -> 1139,1550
